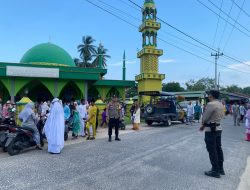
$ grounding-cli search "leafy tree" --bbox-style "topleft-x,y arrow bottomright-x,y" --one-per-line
185,77 -> 215,91
125,85 -> 138,98
242,87 -> 250,95
92,43 -> 111,68
162,82 -> 185,92
77,35 -> 97,66
221,85 -> 242,94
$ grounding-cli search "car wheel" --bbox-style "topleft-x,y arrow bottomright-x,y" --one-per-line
165,117 -> 172,126
181,117 -> 187,123
145,105 -> 154,114
146,121 -> 153,126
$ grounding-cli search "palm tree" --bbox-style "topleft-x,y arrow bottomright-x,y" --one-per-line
74,58 -> 81,67
92,43 -> 111,68
77,36 -> 97,66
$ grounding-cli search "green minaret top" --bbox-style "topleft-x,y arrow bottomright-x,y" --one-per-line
144,0 -> 155,4
122,50 -> 126,80
144,0 -> 155,7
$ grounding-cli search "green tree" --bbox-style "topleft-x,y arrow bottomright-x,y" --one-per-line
77,35 -> 97,67
125,85 -> 138,98
162,82 -> 185,92
185,77 -> 215,91
221,85 -> 242,94
92,43 -> 111,68
242,87 -> 250,95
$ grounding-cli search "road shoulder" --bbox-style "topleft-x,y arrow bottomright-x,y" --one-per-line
237,155 -> 250,190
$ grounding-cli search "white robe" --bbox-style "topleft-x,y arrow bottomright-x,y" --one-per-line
44,100 -> 65,154
187,105 -> 194,117
133,108 -> 140,124
78,104 -> 87,136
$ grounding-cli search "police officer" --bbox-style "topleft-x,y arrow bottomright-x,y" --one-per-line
107,95 -> 121,142
199,90 -> 225,178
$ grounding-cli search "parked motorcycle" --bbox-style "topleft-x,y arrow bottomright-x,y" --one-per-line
4,125 -> 43,156
0,115 -> 18,152
0,124 -> 16,152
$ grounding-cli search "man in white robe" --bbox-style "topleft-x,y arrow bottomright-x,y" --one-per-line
44,98 -> 65,154
78,99 -> 87,137
186,101 -> 194,125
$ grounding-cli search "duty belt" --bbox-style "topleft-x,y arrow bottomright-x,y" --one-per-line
205,123 -> 220,132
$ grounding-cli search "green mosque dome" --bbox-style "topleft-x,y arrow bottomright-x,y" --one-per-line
20,43 -> 75,67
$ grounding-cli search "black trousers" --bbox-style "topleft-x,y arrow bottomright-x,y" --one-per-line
108,118 -> 119,138
205,131 -> 224,172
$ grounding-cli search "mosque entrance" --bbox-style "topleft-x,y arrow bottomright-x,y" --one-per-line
88,86 -> 100,101
0,81 -> 10,103
16,80 -> 53,103
59,82 -> 82,102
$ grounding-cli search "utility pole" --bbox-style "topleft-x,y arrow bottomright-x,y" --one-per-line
211,49 -> 223,90
218,72 -> 220,90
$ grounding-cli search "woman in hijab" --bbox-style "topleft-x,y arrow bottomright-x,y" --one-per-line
245,104 -> 250,141
71,105 -> 81,139
2,101 -> 11,119
19,102 -> 42,150
132,102 -> 140,130
44,98 -> 65,154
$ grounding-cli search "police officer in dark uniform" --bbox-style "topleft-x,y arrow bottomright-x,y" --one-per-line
199,90 -> 225,178
107,95 -> 121,142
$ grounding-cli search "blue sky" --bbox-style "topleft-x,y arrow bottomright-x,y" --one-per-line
0,0 -> 250,87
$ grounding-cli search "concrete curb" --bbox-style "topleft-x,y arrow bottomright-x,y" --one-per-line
237,155 -> 250,190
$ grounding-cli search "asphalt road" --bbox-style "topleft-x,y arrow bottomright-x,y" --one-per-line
0,116 -> 249,190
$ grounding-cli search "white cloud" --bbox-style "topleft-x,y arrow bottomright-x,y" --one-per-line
109,59 -> 137,67
159,59 -> 175,63
219,61 -> 250,87
227,61 -> 250,73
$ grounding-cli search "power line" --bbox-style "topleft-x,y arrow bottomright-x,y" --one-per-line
218,0 -> 234,48
196,0 -> 250,38
108,0 -> 213,55
96,0 -> 141,22
127,0 -> 217,52
212,0 -> 224,47
230,0 -> 250,19
118,0 -> 141,11
127,0 -> 250,67
223,0 -> 246,51
84,0 -> 250,76
206,0 -> 250,34
85,0 -> 138,28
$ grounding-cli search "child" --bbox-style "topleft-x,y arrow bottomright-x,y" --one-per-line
100,108 -> 107,128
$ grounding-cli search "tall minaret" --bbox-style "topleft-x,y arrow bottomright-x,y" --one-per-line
123,50 -> 126,80
135,0 -> 165,98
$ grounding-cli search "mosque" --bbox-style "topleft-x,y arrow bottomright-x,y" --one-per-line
0,0 -> 162,103
0,42 -> 134,103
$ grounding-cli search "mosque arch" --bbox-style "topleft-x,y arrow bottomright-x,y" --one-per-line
59,81 -> 82,102
16,80 -> 53,102
106,87 -> 121,99
0,80 -> 10,103
88,86 -> 101,101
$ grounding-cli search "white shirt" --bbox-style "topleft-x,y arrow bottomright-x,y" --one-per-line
78,104 -> 87,119
133,108 -> 140,124
187,105 -> 194,117
240,105 -> 246,116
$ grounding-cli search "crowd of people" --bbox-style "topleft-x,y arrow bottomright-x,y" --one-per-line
1,94 -> 249,157
0,95 -> 142,154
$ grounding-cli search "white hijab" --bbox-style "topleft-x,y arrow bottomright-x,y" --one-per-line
41,102 -> 49,113
19,102 -> 34,122
44,98 -> 65,150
